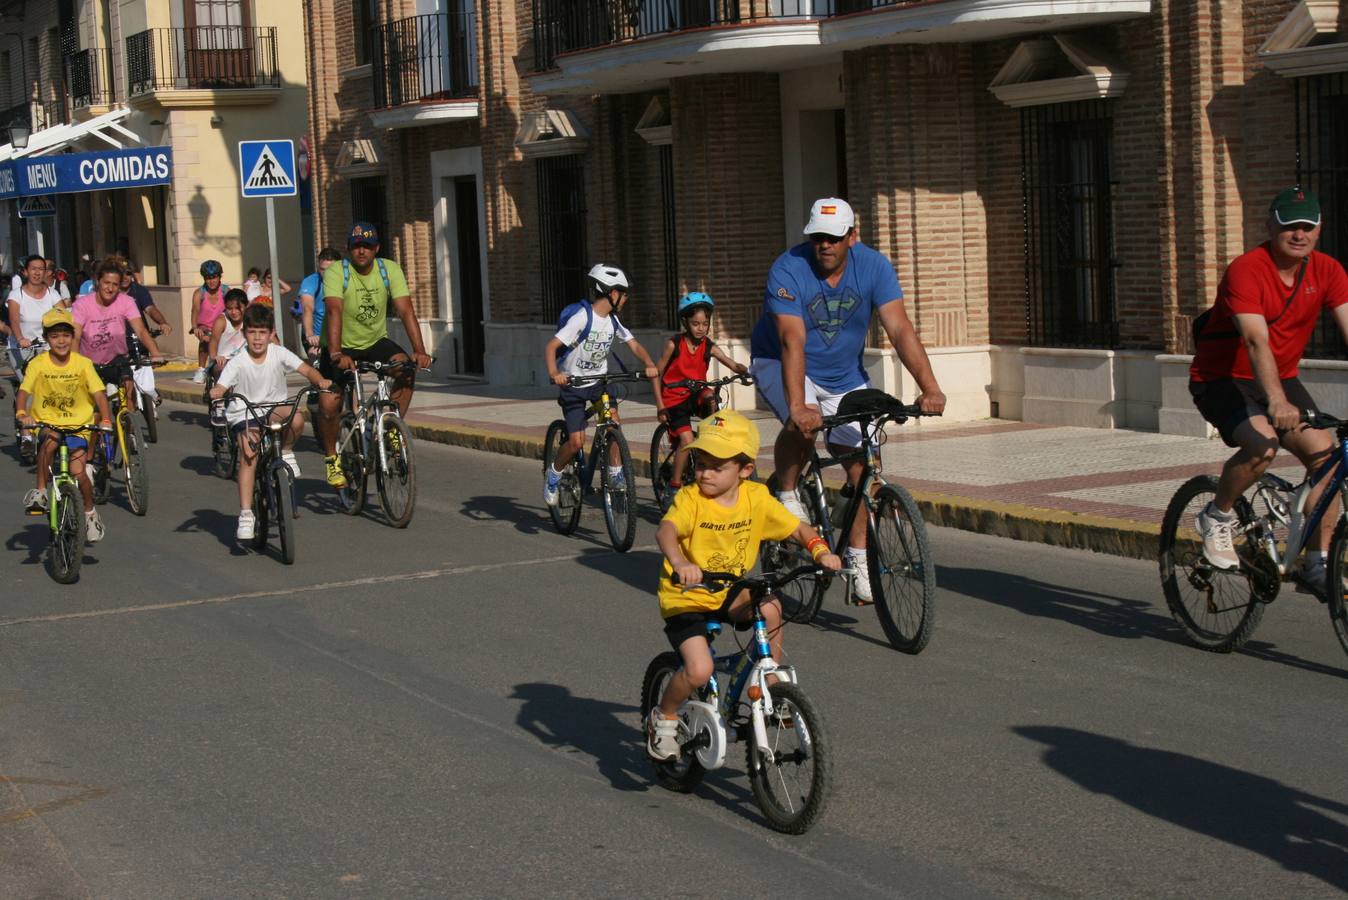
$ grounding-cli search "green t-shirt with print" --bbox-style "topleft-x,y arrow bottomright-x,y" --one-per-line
321,257 -> 410,351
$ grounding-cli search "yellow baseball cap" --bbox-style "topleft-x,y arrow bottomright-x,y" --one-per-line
688,409 -> 760,461
41,307 -> 74,332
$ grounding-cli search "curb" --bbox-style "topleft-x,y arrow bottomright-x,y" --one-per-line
158,385 -> 1160,562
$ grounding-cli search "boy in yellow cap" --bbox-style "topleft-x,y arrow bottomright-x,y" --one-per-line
650,408 -> 840,761
16,307 -> 112,541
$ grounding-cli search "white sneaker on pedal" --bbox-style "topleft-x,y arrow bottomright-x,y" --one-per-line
236,509 -> 256,541
847,548 -> 873,604
22,488 -> 46,515
1195,502 -> 1239,570
85,510 -> 105,544
777,491 -> 809,523
192,367 -> 206,384
543,466 -> 563,507
281,450 -> 300,478
647,712 -> 681,761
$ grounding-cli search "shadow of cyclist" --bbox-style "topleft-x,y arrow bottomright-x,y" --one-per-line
6,522 -> 51,565
510,682 -> 649,792
175,508 -> 248,556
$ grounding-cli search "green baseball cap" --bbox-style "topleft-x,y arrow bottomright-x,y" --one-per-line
1270,187 -> 1321,227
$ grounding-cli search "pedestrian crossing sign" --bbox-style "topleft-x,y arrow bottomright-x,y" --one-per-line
239,139 -> 297,198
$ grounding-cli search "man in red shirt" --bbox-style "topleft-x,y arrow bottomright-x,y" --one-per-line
1189,188 -> 1348,594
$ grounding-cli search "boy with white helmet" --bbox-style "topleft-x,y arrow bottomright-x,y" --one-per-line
542,264 -> 661,506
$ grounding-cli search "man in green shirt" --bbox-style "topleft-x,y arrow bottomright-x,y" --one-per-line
317,221 -> 434,487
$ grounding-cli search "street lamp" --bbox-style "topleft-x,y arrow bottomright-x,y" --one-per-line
6,122 -> 29,149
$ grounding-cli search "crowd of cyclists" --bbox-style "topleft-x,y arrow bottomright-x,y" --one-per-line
7,188 -> 1347,777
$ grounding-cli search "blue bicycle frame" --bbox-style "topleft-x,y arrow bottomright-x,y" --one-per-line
1251,432 -> 1348,575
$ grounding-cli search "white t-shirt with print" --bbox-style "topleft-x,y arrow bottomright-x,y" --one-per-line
554,306 -> 633,377
7,286 -> 63,346
217,344 -> 305,425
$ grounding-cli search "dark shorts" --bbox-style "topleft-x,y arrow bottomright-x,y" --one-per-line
1190,376 -> 1320,447
93,356 -> 131,389
318,337 -> 407,380
557,383 -> 603,436
662,392 -> 713,437
662,592 -> 745,651
40,430 -> 88,453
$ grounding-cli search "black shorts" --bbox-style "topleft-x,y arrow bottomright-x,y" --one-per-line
662,592 -> 746,651
318,337 -> 408,380
557,383 -> 603,435
1190,376 -> 1320,447
662,393 -> 713,437
93,356 -> 132,388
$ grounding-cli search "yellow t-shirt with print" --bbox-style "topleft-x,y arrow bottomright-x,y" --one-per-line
658,480 -> 800,618
19,351 -> 105,430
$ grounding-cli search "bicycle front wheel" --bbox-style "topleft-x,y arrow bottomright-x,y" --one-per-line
746,683 -> 831,835
141,396 -> 158,444
376,416 -> 417,528
600,428 -> 637,552
253,469 -> 271,551
335,413 -> 367,516
650,423 -> 686,512
211,423 -> 236,479
870,484 -> 936,654
1159,475 -> 1265,652
274,466 -> 297,565
1324,519 -> 1348,658
122,413 -> 150,516
91,433 -> 112,505
48,483 -> 85,584
641,652 -> 706,793
544,420 -> 582,535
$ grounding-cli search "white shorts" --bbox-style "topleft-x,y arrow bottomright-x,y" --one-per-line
751,357 -> 868,448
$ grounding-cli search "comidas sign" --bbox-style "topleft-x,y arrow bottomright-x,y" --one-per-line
0,146 -> 173,199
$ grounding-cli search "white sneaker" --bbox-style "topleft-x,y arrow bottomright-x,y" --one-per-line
777,490 -> 809,523
236,509 -> 256,541
543,466 -> 562,507
192,367 -> 206,384
1292,557 -> 1342,601
22,488 -> 46,515
281,450 -> 300,478
647,711 -> 682,761
848,549 -> 873,604
1195,503 -> 1240,570
85,510 -> 105,544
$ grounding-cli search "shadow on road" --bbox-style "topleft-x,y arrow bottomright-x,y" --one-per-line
461,494 -> 617,549
510,682 -> 648,792
175,508 -> 248,556
179,454 -> 219,477
6,521 -> 49,565
941,565 -> 1348,681
574,546 -> 662,594
1016,725 -> 1348,893
168,409 -> 209,428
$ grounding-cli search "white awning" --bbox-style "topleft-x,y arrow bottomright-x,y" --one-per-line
0,107 -> 143,163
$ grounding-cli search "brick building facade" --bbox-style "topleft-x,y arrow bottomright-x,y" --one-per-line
305,0 -> 1348,433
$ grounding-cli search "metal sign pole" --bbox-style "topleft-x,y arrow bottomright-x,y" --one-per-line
266,195 -> 283,342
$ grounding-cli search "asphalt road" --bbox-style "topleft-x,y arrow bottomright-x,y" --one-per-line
1,402 -> 1346,898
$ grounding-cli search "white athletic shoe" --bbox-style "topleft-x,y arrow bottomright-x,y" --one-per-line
236,509 -> 256,541
777,491 -> 809,523
85,510 -> 105,544
543,467 -> 562,507
1195,503 -> 1239,570
281,450 -> 300,478
848,549 -> 873,604
192,367 -> 206,385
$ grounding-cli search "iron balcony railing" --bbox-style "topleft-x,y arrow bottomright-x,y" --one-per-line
70,47 -> 115,107
533,0 -> 853,69
371,11 -> 479,108
126,26 -> 280,94
0,98 -> 66,134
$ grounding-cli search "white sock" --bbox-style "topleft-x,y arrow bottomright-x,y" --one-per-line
608,465 -> 624,478
846,547 -> 866,562
777,491 -> 797,504
1206,502 -> 1235,521
550,464 -> 564,477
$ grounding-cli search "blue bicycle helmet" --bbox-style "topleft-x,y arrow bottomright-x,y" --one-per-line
678,291 -> 714,317
200,259 -> 223,278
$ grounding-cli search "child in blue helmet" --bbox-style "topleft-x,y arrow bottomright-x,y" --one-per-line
654,292 -> 749,493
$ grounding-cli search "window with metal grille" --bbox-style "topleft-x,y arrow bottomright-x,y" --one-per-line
353,0 -> 378,65
349,176 -> 388,249
536,154 -> 588,323
659,144 -> 679,327
1295,72 -> 1348,359
1021,100 -> 1119,348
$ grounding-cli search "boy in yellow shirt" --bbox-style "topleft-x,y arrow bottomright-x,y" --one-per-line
17,308 -> 112,541
650,409 -> 840,761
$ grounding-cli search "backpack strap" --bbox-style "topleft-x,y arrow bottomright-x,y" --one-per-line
1194,258 -> 1308,344
342,258 -> 393,294
342,259 -> 350,291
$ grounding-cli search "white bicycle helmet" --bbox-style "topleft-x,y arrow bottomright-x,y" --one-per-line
587,263 -> 630,296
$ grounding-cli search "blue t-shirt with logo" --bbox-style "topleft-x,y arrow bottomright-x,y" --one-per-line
297,271 -> 325,336
749,241 -> 903,392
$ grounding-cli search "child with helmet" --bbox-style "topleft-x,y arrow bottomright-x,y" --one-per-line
190,260 -> 229,383
654,291 -> 749,494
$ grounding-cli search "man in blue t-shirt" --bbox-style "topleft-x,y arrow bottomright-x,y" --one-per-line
296,247 -> 342,355
750,197 -> 945,603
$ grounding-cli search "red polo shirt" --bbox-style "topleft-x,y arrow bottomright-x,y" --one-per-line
1191,244 -> 1348,382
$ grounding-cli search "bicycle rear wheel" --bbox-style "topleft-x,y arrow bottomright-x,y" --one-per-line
91,433 -> 112,505
600,428 -> 637,552
253,468 -> 271,551
870,484 -> 936,654
746,683 -> 831,834
763,472 -> 828,624
376,416 -> 417,528
274,465 -> 297,564
1328,520 -> 1348,659
211,423 -> 236,478
122,413 -> 149,516
1159,475 -> 1265,652
650,423 -> 688,512
641,652 -> 706,793
48,483 -> 85,584
336,413 -> 367,516
544,420 -> 582,535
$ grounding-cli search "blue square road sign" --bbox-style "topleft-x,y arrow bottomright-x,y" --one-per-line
239,140 -> 297,198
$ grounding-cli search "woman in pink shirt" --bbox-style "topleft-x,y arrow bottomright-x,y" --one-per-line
190,259 -> 228,383
72,258 -> 163,412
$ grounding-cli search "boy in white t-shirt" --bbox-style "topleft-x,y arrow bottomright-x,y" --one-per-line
209,304 -> 331,541
541,263 -> 661,507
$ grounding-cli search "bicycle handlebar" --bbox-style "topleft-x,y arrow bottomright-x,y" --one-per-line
663,373 -> 755,392
349,357 -> 428,375
1303,411 -> 1348,431
566,372 -> 649,387
211,385 -> 332,417
23,421 -> 113,435
819,396 -> 934,429
671,564 -> 827,595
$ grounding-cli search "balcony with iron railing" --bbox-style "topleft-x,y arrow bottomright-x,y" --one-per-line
0,97 -> 67,136
69,47 -> 116,108
369,10 -> 480,127
530,0 -> 1151,93
125,26 -> 280,104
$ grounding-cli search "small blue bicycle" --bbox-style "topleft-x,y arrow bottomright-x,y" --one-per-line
640,565 -> 832,834
1160,410 -> 1348,657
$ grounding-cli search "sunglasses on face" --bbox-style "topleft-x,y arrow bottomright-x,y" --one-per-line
809,231 -> 849,245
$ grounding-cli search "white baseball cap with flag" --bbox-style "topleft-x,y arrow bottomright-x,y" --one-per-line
803,198 -> 855,237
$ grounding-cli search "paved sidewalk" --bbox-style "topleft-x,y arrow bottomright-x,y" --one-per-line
154,369 -> 1295,561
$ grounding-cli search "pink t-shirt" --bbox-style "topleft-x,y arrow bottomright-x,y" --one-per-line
73,292 -> 140,364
